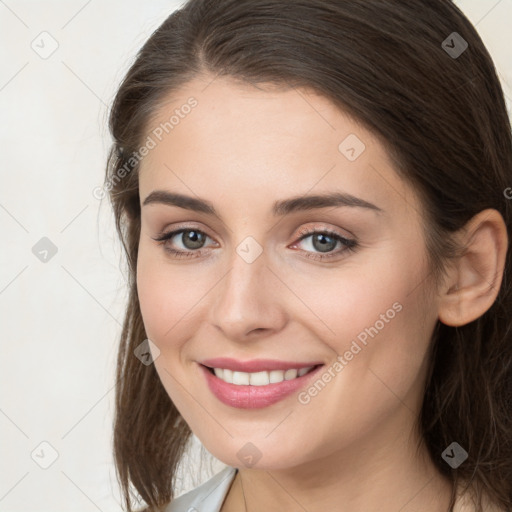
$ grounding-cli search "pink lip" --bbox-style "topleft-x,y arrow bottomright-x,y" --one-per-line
200,357 -> 322,373
199,362 -> 324,409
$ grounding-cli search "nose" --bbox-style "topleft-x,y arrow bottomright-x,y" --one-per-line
209,246 -> 288,341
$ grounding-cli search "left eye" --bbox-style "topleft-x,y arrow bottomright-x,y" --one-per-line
291,229 -> 358,259
299,231 -> 351,253
153,229 -> 215,255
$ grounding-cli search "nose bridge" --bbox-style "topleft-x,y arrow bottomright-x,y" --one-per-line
210,238 -> 285,339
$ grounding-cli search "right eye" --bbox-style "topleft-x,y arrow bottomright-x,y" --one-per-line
152,228 -> 217,258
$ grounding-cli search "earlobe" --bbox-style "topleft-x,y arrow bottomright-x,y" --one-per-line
438,208 -> 508,327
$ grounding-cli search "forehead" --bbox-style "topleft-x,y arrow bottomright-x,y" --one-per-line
138,76 -> 419,221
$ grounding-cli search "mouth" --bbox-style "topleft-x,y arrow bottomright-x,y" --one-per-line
199,362 -> 325,409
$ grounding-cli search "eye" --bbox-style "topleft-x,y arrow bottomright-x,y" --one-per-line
290,226 -> 358,261
152,228 -> 215,258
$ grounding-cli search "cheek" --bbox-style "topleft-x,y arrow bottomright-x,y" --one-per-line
136,249 -> 165,341
288,275 -> 434,454
286,246 -> 435,389
136,246 -> 214,353
136,244 -> 181,346
279,253 -> 417,346
136,250 -> 202,406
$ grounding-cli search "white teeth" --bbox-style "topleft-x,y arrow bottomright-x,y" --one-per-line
232,371 -> 250,385
249,371 -> 270,386
269,370 -> 285,383
223,368 -> 233,383
284,369 -> 298,380
211,366 -> 314,386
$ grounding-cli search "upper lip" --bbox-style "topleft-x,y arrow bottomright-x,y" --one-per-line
200,357 -> 323,373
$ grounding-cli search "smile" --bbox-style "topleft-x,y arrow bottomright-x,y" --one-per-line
199,362 -> 324,409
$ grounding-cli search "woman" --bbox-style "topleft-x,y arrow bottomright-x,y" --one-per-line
103,1 -> 512,511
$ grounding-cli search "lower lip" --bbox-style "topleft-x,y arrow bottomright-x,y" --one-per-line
199,363 -> 324,409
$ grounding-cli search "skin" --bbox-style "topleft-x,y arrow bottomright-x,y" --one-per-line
136,75 -> 508,512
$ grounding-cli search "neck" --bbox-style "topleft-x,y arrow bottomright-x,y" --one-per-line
222,409 -> 453,512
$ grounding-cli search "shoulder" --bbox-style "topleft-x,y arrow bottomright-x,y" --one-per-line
163,465 -> 238,512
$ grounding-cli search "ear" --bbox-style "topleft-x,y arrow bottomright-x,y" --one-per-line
438,208 -> 509,327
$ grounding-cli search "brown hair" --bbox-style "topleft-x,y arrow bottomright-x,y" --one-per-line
103,1 -> 512,510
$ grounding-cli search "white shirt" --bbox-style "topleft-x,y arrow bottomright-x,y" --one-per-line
165,466 -> 238,512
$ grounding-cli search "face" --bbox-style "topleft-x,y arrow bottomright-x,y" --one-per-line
136,75 -> 440,471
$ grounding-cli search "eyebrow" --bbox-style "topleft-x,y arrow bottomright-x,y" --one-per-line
142,190 -> 383,217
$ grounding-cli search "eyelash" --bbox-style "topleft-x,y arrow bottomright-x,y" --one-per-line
152,226 -> 358,261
